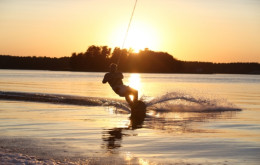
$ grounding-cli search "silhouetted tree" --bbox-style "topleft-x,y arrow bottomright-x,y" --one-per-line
0,55 -> 70,70
1,45 -> 259,74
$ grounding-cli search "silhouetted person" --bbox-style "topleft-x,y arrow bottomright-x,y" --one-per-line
102,63 -> 138,107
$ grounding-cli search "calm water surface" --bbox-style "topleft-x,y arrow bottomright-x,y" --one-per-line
0,69 -> 260,164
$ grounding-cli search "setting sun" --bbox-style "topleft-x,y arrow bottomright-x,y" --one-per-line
111,21 -> 160,53
124,22 -> 159,52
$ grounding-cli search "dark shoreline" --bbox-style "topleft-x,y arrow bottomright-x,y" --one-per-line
1,68 -> 260,75
1,52 -> 259,75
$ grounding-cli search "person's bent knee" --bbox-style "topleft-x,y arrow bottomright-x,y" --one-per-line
132,88 -> 137,93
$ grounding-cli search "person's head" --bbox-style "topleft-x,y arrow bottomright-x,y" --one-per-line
110,63 -> 117,73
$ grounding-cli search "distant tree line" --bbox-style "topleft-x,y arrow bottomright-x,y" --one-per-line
0,45 -> 259,74
70,46 -> 182,73
0,55 -> 70,70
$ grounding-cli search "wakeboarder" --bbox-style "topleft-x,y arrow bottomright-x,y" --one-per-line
102,63 -> 138,107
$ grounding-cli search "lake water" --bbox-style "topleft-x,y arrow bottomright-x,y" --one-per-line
0,69 -> 259,165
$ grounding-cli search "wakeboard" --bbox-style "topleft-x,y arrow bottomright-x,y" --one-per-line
130,100 -> 146,119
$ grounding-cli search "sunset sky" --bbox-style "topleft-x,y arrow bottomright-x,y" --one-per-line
1,0 -> 260,63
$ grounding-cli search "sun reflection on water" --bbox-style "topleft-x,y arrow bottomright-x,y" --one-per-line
128,73 -> 141,91
138,158 -> 150,165
124,152 -> 133,161
128,73 -> 142,100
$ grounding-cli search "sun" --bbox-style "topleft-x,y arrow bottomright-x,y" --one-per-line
125,22 -> 159,52
111,21 -> 159,52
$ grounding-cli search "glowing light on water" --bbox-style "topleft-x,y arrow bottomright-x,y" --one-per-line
118,119 -> 131,128
124,152 -> 133,161
128,73 -> 141,91
139,158 -> 150,165
128,73 -> 142,100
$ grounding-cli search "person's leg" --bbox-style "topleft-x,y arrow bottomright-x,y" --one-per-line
125,95 -> 133,106
126,87 -> 138,103
132,88 -> 138,103
118,85 -> 138,106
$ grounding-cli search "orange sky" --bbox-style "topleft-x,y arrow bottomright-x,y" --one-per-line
0,0 -> 260,63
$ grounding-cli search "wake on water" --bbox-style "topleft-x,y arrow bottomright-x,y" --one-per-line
0,91 -> 241,113
145,92 -> 241,112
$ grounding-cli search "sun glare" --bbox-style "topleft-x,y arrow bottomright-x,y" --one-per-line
126,22 -> 159,52
111,22 -> 159,52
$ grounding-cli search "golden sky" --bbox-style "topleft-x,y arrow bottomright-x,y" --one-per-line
1,0 -> 260,63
